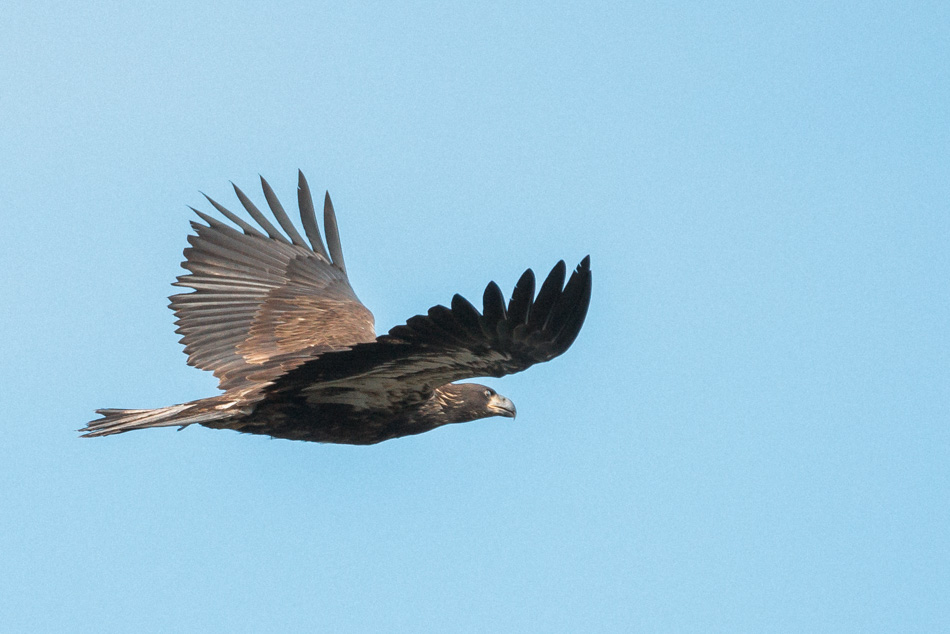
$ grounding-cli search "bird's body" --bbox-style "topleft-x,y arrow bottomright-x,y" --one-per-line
188,383 -> 512,445
82,172 -> 591,445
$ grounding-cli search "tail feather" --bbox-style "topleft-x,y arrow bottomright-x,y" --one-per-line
81,400 -> 232,437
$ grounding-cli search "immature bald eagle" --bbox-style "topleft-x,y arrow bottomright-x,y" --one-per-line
82,173 -> 592,445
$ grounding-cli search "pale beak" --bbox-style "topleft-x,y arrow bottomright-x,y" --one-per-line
487,393 -> 517,419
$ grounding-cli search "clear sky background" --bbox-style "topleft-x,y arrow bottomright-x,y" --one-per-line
1,2 -> 947,632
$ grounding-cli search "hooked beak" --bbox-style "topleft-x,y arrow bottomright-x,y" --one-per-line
487,393 -> 517,419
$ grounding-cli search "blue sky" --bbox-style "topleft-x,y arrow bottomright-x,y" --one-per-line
1,2 -> 947,631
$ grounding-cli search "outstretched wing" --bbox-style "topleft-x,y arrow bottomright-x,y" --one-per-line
170,171 -> 376,392
269,257 -> 592,411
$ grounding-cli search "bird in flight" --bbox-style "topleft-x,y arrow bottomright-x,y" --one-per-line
82,172 -> 592,444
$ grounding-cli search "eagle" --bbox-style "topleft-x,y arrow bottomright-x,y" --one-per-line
82,172 -> 592,445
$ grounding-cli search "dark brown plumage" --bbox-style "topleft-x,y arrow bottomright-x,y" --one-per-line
82,172 -> 592,445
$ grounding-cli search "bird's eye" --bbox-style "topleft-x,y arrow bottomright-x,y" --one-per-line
484,389 -> 493,398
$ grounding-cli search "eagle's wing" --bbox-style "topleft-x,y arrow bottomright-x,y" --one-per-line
170,172 -> 376,392
268,257 -> 591,411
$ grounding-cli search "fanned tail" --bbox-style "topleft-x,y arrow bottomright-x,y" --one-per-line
81,399 -> 234,438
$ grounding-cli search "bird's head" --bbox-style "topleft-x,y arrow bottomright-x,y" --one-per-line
477,385 -> 518,420
436,383 -> 517,423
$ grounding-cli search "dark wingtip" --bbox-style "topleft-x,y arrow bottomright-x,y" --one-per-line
527,260 -> 567,331
451,293 -> 482,334
550,256 -> 592,353
507,268 -> 536,326
480,281 -> 506,338
483,282 -> 504,309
